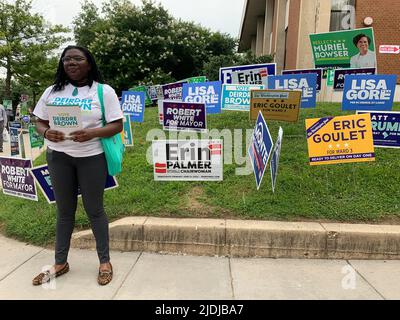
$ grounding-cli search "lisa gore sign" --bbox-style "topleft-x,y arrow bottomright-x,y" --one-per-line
152,140 -> 223,181
342,75 -> 397,111
267,74 -> 318,108
182,81 -> 222,114
121,91 -> 145,122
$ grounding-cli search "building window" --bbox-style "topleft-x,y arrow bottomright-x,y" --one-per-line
330,0 -> 355,31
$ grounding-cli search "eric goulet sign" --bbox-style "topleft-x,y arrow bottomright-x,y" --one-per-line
250,90 -> 301,122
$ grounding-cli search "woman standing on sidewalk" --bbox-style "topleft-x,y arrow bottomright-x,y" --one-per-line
31,46 -> 123,286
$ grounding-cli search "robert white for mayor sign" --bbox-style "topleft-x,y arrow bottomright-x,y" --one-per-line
0,157 -> 37,201
152,140 -> 223,181
162,101 -> 207,132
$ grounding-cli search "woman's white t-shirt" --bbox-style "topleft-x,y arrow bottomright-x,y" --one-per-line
33,81 -> 123,158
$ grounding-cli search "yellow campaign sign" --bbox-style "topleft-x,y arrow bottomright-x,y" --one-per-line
250,90 -> 301,122
306,113 -> 375,165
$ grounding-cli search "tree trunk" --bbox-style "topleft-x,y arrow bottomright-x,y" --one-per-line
5,57 -> 12,99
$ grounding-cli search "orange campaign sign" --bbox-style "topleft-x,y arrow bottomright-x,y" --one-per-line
250,89 -> 301,122
306,113 -> 375,165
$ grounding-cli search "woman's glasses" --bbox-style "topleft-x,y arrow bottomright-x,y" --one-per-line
62,56 -> 86,63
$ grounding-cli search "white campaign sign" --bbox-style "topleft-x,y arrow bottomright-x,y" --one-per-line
152,140 -> 223,181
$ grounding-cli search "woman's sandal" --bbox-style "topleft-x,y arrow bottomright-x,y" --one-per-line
97,262 -> 113,286
32,262 -> 70,286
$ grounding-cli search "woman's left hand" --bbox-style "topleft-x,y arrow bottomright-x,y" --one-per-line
70,129 -> 96,143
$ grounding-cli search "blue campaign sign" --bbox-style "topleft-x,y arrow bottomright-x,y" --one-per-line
121,91 -> 146,122
267,73 -> 318,108
342,74 -> 397,111
270,127 -> 283,193
220,63 -> 277,84
222,84 -> 264,111
30,165 -> 118,204
182,81 -> 222,114
282,69 -> 323,91
357,111 -> 400,148
248,112 -> 274,190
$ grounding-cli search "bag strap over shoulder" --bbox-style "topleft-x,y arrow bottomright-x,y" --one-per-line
97,83 -> 106,126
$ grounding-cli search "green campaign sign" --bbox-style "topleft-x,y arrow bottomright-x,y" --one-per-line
309,28 -> 376,76
29,125 -> 44,148
326,69 -> 335,87
186,76 -> 207,84
3,100 -> 12,110
20,102 -> 28,115
129,85 -> 152,106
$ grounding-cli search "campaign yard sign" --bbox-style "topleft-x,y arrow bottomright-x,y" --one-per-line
309,27 -> 376,76
342,74 -> 397,111
158,99 -> 164,125
267,73 -> 318,108
147,86 -> 159,102
186,76 -> 207,84
152,140 -> 223,181
270,127 -> 283,193
10,127 -> 20,157
248,112 -> 274,190
250,90 -> 301,122
333,68 -> 376,90
357,111 -> 400,148
129,85 -> 152,106
123,115 -> 133,147
162,81 -> 187,101
30,165 -> 118,204
282,69 -> 323,91
182,81 -> 222,114
220,63 -> 277,84
306,113 -> 375,166
29,125 -> 44,149
221,84 -> 264,111
0,157 -> 37,201
121,91 -> 145,123
162,101 -> 207,132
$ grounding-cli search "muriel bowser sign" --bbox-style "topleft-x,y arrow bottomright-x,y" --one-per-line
306,114 -> 375,166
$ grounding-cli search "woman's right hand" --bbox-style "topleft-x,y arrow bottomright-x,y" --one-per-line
45,129 -> 65,142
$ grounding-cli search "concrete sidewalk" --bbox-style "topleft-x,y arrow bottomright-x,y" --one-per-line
1,234 -> 400,300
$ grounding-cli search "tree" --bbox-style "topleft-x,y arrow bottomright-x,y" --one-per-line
0,0 -> 69,100
73,0 -> 237,93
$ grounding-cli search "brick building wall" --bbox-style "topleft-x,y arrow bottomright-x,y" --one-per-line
355,0 -> 400,83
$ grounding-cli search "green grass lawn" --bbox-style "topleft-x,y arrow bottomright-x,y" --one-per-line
1,102 -> 400,245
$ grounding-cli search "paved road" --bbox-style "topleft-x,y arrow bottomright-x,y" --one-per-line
1,234 -> 400,300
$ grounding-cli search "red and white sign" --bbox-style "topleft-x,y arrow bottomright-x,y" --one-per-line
379,45 -> 400,54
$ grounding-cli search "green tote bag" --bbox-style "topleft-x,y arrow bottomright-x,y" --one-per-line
98,83 -> 125,176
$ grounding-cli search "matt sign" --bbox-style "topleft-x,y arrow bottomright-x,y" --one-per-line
357,111 -> 400,148
267,74 -> 318,108
30,165 -> 118,204
306,114 -> 375,165
220,63 -> 276,84
162,101 -> 206,132
152,140 -> 223,181
342,74 -> 397,111
0,157 -> 37,201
